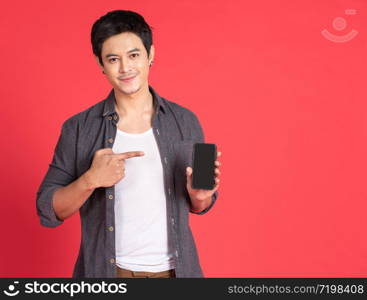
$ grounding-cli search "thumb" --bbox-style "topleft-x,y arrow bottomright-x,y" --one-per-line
186,167 -> 193,189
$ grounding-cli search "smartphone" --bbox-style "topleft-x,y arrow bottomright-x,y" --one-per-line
191,143 -> 217,190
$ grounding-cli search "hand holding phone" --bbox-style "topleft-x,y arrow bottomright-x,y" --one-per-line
191,143 -> 217,190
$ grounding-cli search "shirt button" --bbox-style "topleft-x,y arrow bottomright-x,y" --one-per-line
107,116 -> 112,121
156,128 -> 160,135
108,138 -> 114,144
108,195 -> 114,200
168,188 -> 171,195
110,258 -> 115,264
164,157 -> 168,164
171,217 -> 175,225
108,226 -> 114,231
175,250 -> 179,258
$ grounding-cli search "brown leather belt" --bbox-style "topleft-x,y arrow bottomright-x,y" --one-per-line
116,265 -> 176,278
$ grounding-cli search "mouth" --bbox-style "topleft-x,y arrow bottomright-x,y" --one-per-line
118,75 -> 136,82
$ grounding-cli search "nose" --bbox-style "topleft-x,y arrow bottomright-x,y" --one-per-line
119,57 -> 132,73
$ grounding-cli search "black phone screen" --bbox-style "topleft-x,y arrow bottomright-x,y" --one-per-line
192,143 -> 217,190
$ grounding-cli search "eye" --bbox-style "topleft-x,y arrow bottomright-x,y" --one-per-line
130,53 -> 139,58
109,58 -> 118,63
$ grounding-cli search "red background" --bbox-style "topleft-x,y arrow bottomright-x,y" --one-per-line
1,0 -> 367,277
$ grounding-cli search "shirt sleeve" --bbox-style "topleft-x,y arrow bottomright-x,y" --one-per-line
188,111 -> 219,215
36,117 -> 78,228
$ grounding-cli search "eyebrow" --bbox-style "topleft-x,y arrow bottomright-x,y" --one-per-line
105,48 -> 141,58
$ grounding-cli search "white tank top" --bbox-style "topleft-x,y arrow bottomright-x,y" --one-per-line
112,127 -> 175,272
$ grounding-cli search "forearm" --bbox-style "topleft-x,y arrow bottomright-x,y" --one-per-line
52,170 -> 96,221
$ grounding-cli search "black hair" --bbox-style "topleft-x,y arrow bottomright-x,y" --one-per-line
91,10 -> 153,66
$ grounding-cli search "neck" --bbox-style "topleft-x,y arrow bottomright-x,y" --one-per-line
113,84 -> 154,116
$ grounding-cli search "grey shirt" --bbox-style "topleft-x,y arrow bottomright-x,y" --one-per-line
36,85 -> 218,278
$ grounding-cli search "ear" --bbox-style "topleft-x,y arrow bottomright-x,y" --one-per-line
148,45 -> 155,65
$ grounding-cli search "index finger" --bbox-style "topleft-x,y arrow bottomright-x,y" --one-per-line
114,151 -> 145,160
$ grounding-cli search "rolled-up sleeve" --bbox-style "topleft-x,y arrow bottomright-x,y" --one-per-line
36,117 -> 78,228
188,111 -> 219,215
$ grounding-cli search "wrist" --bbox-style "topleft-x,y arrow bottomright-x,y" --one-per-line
189,193 -> 212,211
82,169 -> 99,191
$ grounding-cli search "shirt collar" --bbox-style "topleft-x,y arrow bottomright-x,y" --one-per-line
102,85 -> 167,117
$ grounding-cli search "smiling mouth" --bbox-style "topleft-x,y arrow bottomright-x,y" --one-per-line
118,75 -> 136,82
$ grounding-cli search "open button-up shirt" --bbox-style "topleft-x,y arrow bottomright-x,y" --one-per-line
36,85 -> 218,278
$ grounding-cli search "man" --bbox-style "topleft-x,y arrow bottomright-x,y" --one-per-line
36,10 -> 221,278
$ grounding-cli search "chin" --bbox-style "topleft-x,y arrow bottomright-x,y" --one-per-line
116,82 -> 141,95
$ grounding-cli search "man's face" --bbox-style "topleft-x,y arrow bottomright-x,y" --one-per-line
97,32 -> 154,96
